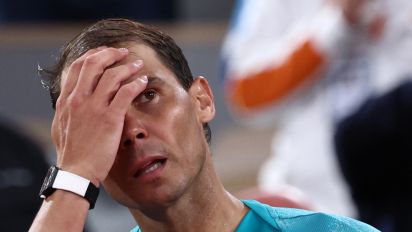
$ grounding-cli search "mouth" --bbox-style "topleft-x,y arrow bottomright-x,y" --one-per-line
133,158 -> 167,178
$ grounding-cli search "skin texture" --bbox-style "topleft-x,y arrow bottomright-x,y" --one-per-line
30,43 -> 248,232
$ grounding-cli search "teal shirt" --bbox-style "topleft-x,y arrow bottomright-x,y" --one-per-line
236,200 -> 379,232
131,200 -> 379,232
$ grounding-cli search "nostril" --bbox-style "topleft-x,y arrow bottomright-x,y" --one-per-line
136,132 -> 145,139
123,139 -> 132,147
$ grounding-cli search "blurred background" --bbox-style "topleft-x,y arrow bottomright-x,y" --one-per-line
2,0 -> 412,231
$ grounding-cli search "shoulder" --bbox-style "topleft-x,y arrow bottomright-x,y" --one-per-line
242,200 -> 379,232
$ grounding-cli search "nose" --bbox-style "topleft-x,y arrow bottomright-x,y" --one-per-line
121,114 -> 149,149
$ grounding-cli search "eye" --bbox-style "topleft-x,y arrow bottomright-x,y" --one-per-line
138,89 -> 158,103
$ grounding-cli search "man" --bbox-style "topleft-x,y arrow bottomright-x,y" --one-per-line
30,19 -> 377,231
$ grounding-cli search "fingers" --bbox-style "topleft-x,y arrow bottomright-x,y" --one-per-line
93,59 -> 144,104
110,76 -> 148,114
59,46 -> 145,116
72,47 -> 130,97
59,47 -> 105,100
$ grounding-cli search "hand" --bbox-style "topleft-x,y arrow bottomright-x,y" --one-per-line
51,47 -> 147,186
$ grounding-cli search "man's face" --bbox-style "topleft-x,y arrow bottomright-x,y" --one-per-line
102,43 -> 215,209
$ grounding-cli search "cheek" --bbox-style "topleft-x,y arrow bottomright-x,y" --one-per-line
166,102 -> 199,146
169,104 -> 205,164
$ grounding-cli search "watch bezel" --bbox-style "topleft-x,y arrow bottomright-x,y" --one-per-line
39,166 -> 59,198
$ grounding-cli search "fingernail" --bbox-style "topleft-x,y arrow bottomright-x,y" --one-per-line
138,75 -> 148,83
118,48 -> 129,53
133,60 -> 143,68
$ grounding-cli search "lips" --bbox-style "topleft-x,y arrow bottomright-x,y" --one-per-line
133,158 -> 167,178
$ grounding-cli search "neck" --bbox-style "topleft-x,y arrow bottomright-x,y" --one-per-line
129,152 -> 248,232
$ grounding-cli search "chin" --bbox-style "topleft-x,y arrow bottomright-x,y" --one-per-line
111,184 -> 184,211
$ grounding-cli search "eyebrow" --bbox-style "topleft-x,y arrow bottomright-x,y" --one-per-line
147,76 -> 166,85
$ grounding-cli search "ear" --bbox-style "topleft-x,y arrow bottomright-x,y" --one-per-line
189,76 -> 215,123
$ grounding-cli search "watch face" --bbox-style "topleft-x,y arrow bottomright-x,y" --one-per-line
39,166 -> 59,198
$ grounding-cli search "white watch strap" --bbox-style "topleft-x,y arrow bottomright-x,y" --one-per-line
52,170 -> 90,197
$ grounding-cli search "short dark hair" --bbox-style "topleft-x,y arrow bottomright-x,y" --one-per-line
40,18 -> 211,144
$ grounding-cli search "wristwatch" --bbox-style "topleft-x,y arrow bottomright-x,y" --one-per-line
39,166 -> 100,209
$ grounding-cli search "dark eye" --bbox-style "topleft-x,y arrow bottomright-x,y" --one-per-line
139,90 -> 157,103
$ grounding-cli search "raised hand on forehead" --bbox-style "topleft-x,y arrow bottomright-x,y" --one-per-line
52,47 -> 148,186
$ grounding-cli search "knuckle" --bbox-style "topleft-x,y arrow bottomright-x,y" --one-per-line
70,58 -> 83,70
67,95 -> 83,108
55,97 -> 64,109
83,56 -> 105,75
83,55 -> 99,67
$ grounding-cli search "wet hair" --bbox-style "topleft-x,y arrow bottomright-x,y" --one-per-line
40,18 -> 211,144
